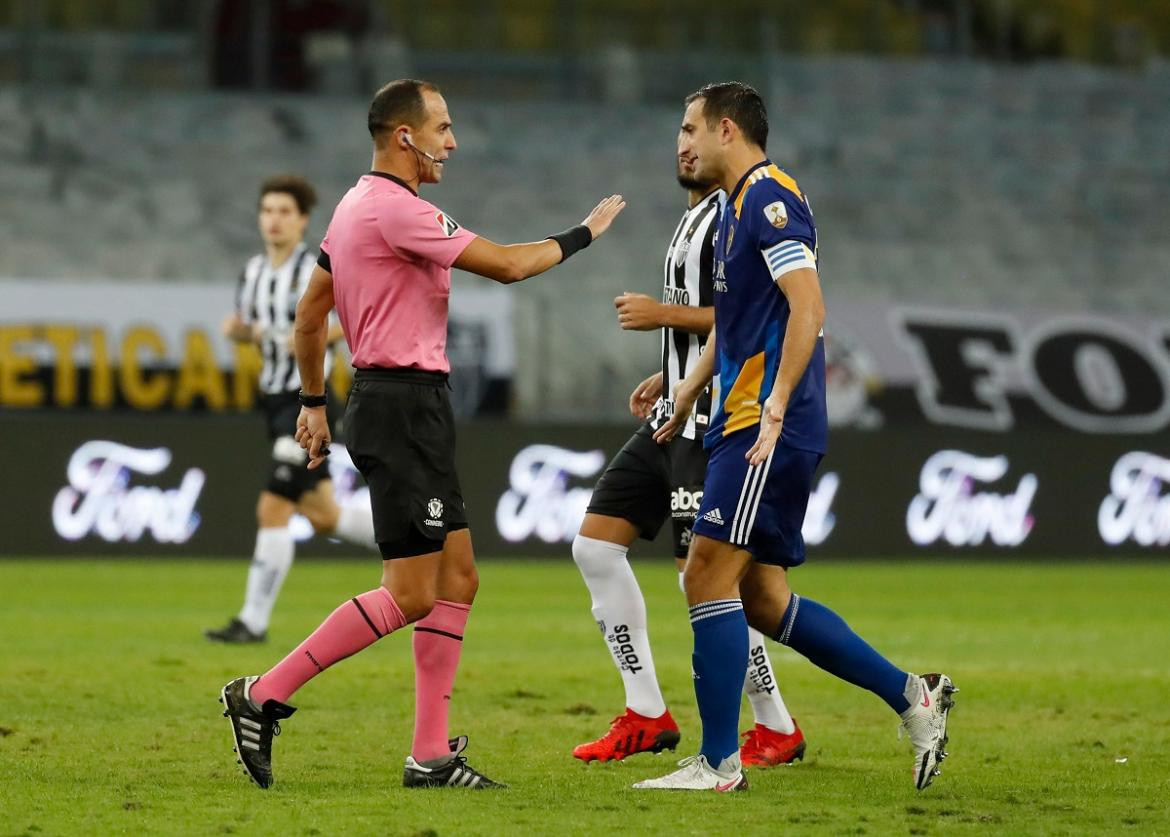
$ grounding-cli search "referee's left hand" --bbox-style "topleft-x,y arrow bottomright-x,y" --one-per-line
746,396 -> 785,465
296,406 -> 332,470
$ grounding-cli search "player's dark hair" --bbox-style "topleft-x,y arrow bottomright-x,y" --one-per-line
685,81 -> 768,151
259,174 -> 317,215
368,78 -> 440,147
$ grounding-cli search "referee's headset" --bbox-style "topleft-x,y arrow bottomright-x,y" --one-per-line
401,131 -> 439,163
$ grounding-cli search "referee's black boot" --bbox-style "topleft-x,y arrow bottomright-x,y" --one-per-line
219,675 -> 296,789
402,736 -> 506,789
204,617 -> 267,644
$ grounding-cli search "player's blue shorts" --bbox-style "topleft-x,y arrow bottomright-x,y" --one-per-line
691,428 -> 823,568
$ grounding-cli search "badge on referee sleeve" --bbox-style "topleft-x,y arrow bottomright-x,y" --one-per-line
434,211 -> 461,237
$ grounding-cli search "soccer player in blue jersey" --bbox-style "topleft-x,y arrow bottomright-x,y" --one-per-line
635,82 -> 956,792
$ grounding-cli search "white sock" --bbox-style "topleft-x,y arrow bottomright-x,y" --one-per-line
572,534 -> 666,718
237,527 -> 295,634
333,504 -> 378,551
744,627 -> 796,733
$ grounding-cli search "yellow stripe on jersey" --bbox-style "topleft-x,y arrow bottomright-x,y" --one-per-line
733,164 -> 804,220
722,350 -> 767,436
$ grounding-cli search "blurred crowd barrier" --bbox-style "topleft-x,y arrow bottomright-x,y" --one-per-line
2,55 -> 1167,419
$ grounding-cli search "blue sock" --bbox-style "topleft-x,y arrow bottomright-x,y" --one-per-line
690,599 -> 748,767
776,594 -> 912,714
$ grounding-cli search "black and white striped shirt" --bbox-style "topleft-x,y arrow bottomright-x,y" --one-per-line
235,244 -> 329,395
648,189 -> 721,441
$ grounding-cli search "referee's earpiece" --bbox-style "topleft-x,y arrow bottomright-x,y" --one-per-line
401,131 -> 413,149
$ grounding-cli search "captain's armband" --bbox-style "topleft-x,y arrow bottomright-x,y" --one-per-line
761,240 -> 817,281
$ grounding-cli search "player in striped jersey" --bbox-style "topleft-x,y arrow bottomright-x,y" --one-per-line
571,157 -> 805,767
205,176 -> 378,644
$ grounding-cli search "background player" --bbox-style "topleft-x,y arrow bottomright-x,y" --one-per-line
206,175 -> 377,644
218,79 -> 625,791
571,159 -> 805,767
636,82 -> 955,792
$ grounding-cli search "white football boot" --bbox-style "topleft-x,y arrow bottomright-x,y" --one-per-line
632,754 -> 748,791
899,672 -> 958,790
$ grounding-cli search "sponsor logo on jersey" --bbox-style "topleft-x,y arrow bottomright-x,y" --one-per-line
764,200 -> 789,229
434,211 -> 461,237
701,507 -> 725,526
662,286 -> 691,305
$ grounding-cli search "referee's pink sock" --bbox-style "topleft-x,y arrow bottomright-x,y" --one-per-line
251,587 -> 406,706
411,599 -> 472,762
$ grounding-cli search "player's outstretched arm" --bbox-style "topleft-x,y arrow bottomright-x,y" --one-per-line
614,293 -> 714,335
653,325 -> 717,444
453,194 -> 625,283
293,264 -> 335,470
746,267 -> 825,465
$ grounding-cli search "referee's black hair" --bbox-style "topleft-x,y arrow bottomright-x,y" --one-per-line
685,82 -> 768,151
259,174 -> 317,216
368,78 -> 440,148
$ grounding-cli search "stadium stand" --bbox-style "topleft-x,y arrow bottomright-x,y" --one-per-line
1,57 -> 1167,416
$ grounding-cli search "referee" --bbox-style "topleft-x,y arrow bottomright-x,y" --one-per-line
219,78 -> 624,791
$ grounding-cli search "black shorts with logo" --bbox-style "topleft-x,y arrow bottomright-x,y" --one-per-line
343,368 -> 468,560
259,390 -> 332,501
585,421 -> 709,557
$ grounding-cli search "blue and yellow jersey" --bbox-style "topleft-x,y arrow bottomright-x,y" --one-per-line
705,160 -> 827,454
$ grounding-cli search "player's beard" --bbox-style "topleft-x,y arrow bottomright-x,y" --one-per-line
676,172 -> 711,190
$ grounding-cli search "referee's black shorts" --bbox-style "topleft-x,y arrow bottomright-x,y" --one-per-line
585,421 -> 709,558
258,390 -> 333,501
343,368 -> 468,560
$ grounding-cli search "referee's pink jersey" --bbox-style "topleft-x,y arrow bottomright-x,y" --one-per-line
320,171 -> 476,373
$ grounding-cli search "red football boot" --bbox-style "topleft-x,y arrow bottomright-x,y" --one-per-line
739,720 -> 807,767
572,708 -> 681,763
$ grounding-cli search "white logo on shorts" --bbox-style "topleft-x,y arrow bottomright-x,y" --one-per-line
701,507 -> 725,526
671,487 -> 704,519
427,497 -> 444,520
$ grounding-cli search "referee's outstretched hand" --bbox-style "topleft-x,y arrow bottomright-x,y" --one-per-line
582,194 -> 626,240
296,406 -> 332,470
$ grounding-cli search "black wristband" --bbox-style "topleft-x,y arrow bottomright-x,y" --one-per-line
298,389 -> 327,408
548,225 -> 593,263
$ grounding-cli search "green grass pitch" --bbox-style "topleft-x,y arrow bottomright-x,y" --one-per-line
2,557 -> 1168,835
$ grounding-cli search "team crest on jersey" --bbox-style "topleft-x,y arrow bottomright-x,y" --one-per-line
434,211 -> 461,237
725,224 -> 735,253
764,201 -> 788,229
